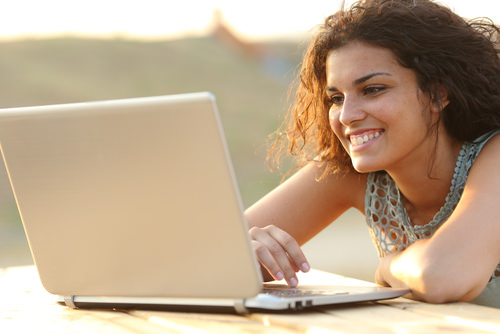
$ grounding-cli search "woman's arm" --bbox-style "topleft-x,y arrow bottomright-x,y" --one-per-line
376,135 -> 500,303
245,162 -> 366,287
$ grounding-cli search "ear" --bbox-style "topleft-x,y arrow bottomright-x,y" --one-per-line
430,84 -> 450,113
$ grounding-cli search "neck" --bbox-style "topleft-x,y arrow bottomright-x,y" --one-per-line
387,131 -> 463,226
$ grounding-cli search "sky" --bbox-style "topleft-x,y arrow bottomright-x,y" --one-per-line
0,0 -> 498,41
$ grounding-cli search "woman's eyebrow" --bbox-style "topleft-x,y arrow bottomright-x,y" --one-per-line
353,72 -> 391,85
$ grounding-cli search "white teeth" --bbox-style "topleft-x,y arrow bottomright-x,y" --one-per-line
351,131 -> 381,146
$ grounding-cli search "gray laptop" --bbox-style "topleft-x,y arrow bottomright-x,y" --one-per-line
0,92 -> 409,312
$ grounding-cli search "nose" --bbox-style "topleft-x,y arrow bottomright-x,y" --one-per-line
336,96 -> 367,126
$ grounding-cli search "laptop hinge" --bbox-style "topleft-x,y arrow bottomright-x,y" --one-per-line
63,295 -> 77,309
233,300 -> 249,314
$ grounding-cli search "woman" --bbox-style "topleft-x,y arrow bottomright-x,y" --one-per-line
245,0 -> 500,307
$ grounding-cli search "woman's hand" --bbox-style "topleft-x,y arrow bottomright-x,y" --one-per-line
244,163 -> 365,288
249,225 -> 310,288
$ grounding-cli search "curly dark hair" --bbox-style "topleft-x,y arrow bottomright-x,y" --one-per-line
270,0 -> 500,176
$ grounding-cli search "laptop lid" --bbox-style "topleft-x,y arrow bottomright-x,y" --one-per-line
0,92 -> 263,299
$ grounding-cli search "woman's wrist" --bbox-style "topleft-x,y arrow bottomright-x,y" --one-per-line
375,253 -> 394,286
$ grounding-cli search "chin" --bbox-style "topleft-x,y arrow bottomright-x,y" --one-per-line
352,166 -> 373,174
351,160 -> 382,174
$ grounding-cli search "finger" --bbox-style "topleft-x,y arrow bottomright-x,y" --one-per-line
250,227 -> 300,285
265,225 -> 310,273
251,240 -> 285,281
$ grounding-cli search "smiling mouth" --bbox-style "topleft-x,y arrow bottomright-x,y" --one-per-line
349,130 -> 383,146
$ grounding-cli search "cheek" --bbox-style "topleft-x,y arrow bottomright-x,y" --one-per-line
328,108 -> 343,139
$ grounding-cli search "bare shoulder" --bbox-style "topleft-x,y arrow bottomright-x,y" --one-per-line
468,132 -> 500,184
479,130 -> 500,152
458,131 -> 500,220
270,162 -> 368,214
320,165 -> 367,211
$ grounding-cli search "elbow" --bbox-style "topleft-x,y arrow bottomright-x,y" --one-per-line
420,285 -> 486,304
412,266 -> 487,304
417,287 -> 482,305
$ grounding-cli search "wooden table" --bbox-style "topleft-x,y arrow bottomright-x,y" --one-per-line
2,266 -> 500,333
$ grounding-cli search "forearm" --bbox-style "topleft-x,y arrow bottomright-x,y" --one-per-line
375,239 -> 488,303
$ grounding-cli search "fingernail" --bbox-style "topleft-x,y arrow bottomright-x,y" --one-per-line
275,272 -> 284,281
289,277 -> 298,287
301,262 -> 310,272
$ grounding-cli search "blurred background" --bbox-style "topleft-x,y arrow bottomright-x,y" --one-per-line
0,0 -> 497,282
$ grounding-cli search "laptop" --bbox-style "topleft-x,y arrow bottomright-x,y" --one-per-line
0,92 -> 409,312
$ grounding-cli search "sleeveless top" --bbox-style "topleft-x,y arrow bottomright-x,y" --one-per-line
365,130 -> 500,308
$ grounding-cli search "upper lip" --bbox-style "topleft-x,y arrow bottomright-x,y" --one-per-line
345,129 -> 384,145
345,128 -> 380,137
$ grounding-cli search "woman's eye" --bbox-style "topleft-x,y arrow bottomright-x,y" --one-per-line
363,85 -> 386,95
329,94 -> 344,105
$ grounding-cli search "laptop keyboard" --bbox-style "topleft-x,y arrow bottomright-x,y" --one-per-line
262,287 -> 349,298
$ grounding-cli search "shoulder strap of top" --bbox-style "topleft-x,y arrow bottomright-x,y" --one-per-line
472,129 -> 500,147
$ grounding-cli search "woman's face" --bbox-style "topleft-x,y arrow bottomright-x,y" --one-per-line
326,41 -> 441,174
